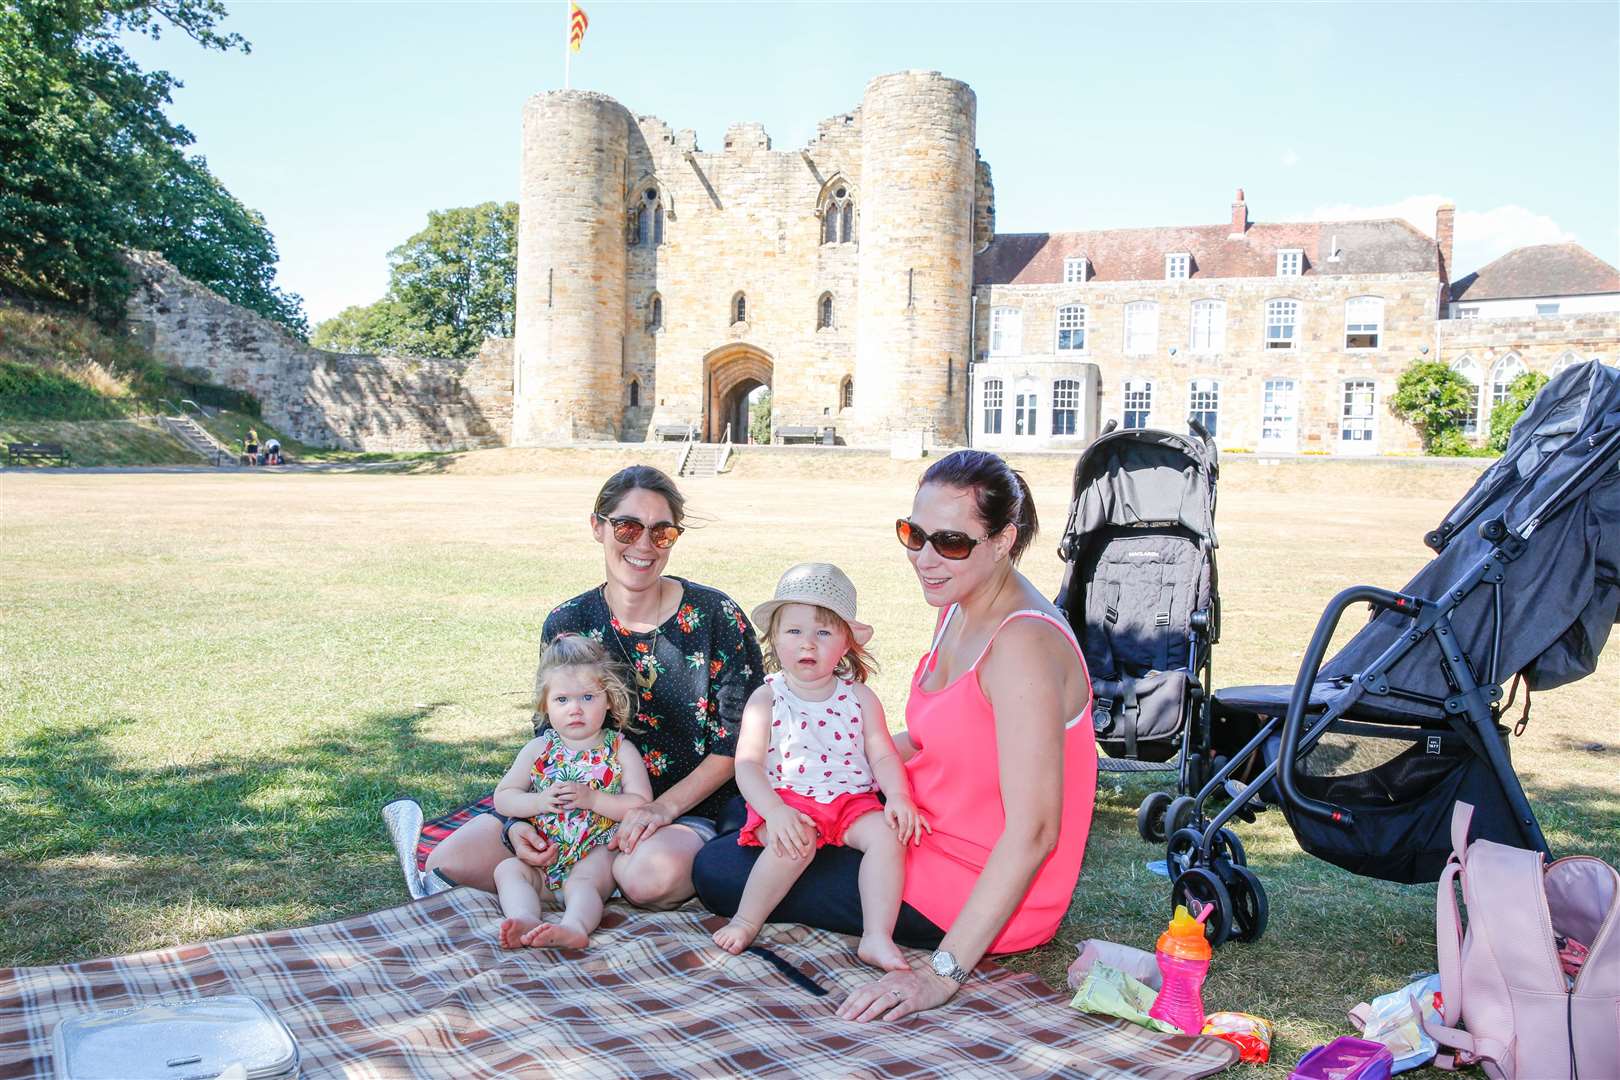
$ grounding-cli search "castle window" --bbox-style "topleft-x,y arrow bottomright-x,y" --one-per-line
1064,257 -> 1088,284
732,292 -> 747,324
1552,350 -> 1581,374
990,306 -> 1022,355
1189,378 -> 1220,437
1536,302 -> 1561,316
1341,379 -> 1376,445
631,209 -> 648,247
818,293 -> 834,330
1051,378 -> 1080,436
824,209 -> 838,245
1124,301 -> 1158,356
1165,253 -> 1191,280
820,183 -> 857,245
653,206 -> 664,246
1451,356 -> 1482,435
982,378 -> 1003,434
840,375 -> 854,410
628,378 -> 641,408
1456,306 -> 1480,319
1490,353 -> 1526,415
1056,304 -> 1086,352
1190,299 -> 1225,353
1262,378 -> 1299,448
648,293 -> 662,331
1276,249 -> 1304,277
1122,379 -> 1153,430
1345,296 -> 1383,349
1265,299 -> 1299,349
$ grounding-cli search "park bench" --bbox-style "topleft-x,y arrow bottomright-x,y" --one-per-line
653,423 -> 697,442
7,441 -> 70,466
775,426 -> 837,445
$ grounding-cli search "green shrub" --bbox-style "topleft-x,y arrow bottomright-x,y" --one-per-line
1487,371 -> 1550,452
0,360 -> 128,421
1390,360 -> 1476,454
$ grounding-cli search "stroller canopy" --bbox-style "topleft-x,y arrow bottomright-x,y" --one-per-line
1065,428 -> 1219,545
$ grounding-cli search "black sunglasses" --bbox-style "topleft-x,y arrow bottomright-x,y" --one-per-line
596,514 -> 685,549
895,518 -> 989,560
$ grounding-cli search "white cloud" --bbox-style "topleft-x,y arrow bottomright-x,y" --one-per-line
1309,194 -> 1576,277
1281,149 -> 1299,168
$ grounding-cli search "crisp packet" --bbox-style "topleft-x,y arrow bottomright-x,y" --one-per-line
1201,1011 -> 1274,1064
1349,973 -> 1442,1074
1068,960 -> 1181,1034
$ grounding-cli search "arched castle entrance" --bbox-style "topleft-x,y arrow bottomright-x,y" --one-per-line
703,343 -> 772,443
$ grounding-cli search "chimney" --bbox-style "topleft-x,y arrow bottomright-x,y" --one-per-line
1229,188 -> 1248,239
1435,202 -> 1456,287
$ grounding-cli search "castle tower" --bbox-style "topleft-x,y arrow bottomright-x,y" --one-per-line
853,71 -> 978,443
513,90 -> 630,444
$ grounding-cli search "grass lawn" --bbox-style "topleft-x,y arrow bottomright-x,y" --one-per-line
3,449 -> 1616,1077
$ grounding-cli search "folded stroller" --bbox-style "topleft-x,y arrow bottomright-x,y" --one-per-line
1171,360 -> 1620,947
1054,420 -> 1222,843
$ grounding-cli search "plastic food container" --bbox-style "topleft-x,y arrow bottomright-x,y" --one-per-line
1289,1036 -> 1394,1080
51,995 -> 300,1079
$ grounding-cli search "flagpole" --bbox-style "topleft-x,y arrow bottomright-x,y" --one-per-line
564,0 -> 571,89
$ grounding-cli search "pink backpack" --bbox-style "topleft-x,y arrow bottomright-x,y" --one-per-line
1422,801 -> 1619,1079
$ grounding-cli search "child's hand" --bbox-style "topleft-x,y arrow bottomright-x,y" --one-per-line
551,782 -> 596,812
763,806 -> 818,860
530,784 -> 570,817
884,797 -> 931,845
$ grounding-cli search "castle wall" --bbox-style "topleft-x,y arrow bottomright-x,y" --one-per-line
123,252 -> 509,452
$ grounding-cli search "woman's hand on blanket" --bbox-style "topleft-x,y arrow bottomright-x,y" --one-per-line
610,801 -> 676,853
883,797 -> 930,845
551,782 -> 597,812
508,820 -> 559,868
836,968 -> 958,1023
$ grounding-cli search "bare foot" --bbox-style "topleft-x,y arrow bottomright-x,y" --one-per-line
499,917 -> 542,950
711,918 -> 760,955
858,934 -> 910,972
521,921 -> 590,949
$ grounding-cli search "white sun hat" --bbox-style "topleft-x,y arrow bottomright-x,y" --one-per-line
750,562 -> 874,646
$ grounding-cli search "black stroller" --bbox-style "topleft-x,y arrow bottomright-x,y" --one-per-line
1054,420 -> 1223,843
1168,360 -> 1620,946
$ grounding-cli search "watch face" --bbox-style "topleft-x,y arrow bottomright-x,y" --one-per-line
931,951 -> 955,977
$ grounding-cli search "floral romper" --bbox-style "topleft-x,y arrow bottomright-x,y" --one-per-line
529,728 -> 625,891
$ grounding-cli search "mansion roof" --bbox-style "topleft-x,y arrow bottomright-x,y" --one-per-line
975,219 -> 1438,287
1449,243 -> 1620,302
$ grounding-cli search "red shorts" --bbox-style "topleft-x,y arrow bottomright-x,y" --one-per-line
738,788 -> 884,848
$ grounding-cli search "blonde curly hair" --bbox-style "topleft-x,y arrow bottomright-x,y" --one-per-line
533,633 -> 636,732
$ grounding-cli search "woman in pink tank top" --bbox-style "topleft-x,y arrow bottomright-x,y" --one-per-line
836,450 -> 1097,1023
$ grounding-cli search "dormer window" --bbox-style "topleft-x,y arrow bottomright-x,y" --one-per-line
1063,257 -> 1088,284
1277,249 -> 1304,277
1165,253 -> 1190,280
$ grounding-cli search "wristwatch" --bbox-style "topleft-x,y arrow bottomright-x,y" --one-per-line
929,949 -> 970,985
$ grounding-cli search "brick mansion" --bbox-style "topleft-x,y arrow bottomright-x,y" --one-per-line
125,70 -> 1620,456
510,69 -> 1619,454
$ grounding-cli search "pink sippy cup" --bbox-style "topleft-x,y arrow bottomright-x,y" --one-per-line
1148,903 -> 1213,1036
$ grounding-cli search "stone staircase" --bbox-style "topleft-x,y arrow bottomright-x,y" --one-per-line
158,412 -> 239,467
677,443 -> 725,478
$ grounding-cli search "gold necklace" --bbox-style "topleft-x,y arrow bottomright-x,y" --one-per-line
604,585 -> 662,692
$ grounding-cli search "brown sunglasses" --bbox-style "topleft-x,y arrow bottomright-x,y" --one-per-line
895,518 -> 989,560
596,513 -> 685,549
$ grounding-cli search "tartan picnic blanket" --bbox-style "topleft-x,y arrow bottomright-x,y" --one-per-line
0,889 -> 1238,1079
415,794 -> 495,871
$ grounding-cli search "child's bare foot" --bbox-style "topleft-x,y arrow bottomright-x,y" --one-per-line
711,917 -> 760,955
858,934 -> 910,972
521,920 -> 590,949
499,917 -> 542,950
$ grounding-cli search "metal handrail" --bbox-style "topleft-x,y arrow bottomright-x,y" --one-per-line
717,423 -> 733,473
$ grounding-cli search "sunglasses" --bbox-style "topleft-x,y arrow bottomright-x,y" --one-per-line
596,514 -> 685,549
895,518 -> 989,560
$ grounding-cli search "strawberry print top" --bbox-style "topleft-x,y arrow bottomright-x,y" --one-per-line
764,672 -> 875,803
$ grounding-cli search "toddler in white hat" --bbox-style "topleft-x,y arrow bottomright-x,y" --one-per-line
711,562 -> 927,972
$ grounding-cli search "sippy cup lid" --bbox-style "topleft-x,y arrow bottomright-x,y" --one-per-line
1157,904 -> 1214,960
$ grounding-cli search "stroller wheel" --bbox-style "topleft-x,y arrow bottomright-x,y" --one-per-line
1137,792 -> 1173,843
1211,827 -> 1247,867
1165,827 -> 1203,882
1164,795 -> 1197,837
1171,867 -> 1232,947
1221,864 -> 1269,944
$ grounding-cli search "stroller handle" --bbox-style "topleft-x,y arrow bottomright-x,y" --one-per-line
1276,585 -> 1422,828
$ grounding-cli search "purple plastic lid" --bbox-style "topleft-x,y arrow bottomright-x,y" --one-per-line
1289,1036 -> 1395,1080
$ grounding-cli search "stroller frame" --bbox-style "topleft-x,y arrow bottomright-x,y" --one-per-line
1173,404 -> 1620,946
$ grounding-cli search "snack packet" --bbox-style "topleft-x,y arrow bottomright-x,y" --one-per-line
1201,1011 -> 1274,1064
1349,973 -> 1442,1073
1068,960 -> 1181,1034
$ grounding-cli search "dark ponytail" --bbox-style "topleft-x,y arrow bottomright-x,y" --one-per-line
919,449 -> 1038,563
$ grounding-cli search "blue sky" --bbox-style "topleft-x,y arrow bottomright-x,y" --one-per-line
124,1 -> 1620,325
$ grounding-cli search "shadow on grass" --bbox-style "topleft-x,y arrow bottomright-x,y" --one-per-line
0,707 -> 514,965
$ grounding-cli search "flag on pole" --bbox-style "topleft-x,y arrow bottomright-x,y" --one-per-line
569,3 -> 588,52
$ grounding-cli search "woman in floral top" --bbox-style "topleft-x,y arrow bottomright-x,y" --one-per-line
426,465 -> 763,907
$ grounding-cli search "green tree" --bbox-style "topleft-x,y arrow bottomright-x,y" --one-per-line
1487,371 -> 1550,452
312,202 -> 517,359
1390,360 -> 1476,454
748,388 -> 772,445
0,0 -> 306,333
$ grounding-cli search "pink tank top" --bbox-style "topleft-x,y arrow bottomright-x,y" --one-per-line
900,605 -> 1098,954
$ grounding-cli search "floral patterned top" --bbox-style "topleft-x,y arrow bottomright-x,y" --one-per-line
529,727 -> 625,891
540,578 -> 764,821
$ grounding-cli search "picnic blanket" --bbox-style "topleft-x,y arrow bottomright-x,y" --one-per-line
0,889 -> 1238,1079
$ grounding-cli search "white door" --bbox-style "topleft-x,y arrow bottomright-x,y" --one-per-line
1013,382 -> 1039,445
1260,378 -> 1298,451
1339,379 -> 1377,456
